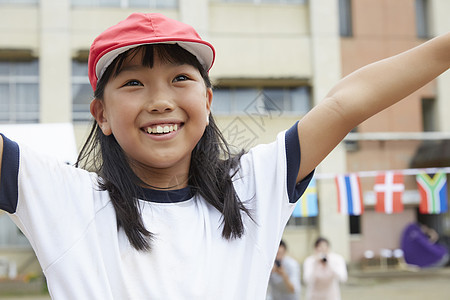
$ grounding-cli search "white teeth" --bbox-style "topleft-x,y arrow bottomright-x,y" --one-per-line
146,124 -> 179,134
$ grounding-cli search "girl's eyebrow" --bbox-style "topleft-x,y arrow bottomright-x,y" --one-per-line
117,64 -> 147,75
117,62 -> 193,77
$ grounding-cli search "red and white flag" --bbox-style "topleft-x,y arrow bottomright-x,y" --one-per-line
335,174 -> 364,215
374,172 -> 404,214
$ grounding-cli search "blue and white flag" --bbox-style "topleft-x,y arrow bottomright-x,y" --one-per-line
335,174 -> 364,215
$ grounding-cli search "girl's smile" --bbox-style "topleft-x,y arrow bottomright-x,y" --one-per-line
141,121 -> 182,141
91,49 -> 212,188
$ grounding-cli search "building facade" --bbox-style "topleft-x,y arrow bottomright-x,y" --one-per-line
0,0 -> 449,277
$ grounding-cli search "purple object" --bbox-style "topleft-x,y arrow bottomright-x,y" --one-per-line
401,223 -> 449,268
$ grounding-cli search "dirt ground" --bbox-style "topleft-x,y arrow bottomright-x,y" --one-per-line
2,267 -> 450,300
339,267 -> 450,300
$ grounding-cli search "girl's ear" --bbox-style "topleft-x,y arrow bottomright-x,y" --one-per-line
206,88 -> 213,125
90,98 -> 112,136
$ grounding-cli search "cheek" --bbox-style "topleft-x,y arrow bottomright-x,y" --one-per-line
105,99 -> 140,126
184,86 -> 210,110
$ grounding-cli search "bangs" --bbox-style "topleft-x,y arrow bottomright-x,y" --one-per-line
112,44 -> 205,78
94,43 -> 211,99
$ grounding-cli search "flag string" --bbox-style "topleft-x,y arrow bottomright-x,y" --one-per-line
314,167 -> 450,180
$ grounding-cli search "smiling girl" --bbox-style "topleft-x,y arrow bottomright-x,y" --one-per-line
0,12 -> 449,299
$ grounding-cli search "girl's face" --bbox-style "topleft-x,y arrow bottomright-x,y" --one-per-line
91,49 -> 212,186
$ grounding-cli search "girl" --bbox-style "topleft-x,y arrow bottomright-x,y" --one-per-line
0,12 -> 449,299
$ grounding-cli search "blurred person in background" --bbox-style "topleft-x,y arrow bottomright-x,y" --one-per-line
303,237 -> 347,300
401,222 -> 449,268
267,240 -> 301,300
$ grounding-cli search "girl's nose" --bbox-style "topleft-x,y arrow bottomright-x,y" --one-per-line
146,87 -> 175,113
148,99 -> 174,113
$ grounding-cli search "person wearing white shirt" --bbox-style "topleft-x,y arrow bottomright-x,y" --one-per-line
303,237 -> 347,300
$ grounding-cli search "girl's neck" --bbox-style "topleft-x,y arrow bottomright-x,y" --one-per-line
127,156 -> 191,190
138,169 -> 189,191
144,178 -> 189,190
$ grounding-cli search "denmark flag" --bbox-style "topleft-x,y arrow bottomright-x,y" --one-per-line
374,172 -> 404,214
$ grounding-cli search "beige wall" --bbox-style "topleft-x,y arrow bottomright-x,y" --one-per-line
431,0 -> 450,132
283,227 -> 319,263
209,3 -> 311,79
0,7 -> 38,51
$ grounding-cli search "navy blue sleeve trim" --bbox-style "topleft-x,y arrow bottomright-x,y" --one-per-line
0,134 -> 19,213
285,122 -> 315,203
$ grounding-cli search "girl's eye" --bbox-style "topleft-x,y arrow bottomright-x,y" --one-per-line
123,80 -> 143,87
173,75 -> 189,82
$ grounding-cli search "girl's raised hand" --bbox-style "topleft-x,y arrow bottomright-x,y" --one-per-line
296,32 -> 450,182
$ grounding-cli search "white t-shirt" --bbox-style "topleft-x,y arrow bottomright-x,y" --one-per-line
0,124 -> 313,300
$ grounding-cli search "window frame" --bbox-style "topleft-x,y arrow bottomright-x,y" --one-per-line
211,86 -> 311,116
338,0 -> 353,37
71,60 -> 93,122
0,60 -> 40,124
415,0 -> 430,39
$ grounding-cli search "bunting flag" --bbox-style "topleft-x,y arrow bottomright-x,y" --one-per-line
416,172 -> 448,214
335,174 -> 364,215
374,172 -> 404,214
292,178 -> 318,217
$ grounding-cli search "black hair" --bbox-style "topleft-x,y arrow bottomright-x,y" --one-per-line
279,239 -> 287,250
76,44 -> 252,251
314,237 -> 330,248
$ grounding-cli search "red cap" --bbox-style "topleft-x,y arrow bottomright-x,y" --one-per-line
88,13 -> 215,91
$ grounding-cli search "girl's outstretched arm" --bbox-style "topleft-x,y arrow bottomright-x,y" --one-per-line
296,32 -> 450,182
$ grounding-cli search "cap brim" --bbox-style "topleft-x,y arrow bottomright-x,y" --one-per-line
96,40 -> 214,81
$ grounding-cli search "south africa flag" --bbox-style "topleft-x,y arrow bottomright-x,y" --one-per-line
416,172 -> 448,214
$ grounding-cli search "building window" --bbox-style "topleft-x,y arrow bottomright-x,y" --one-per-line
349,215 -> 361,234
220,0 -> 307,3
0,215 -> 30,248
338,0 -> 353,37
72,60 -> 93,122
212,86 -> 310,116
415,0 -> 430,39
71,0 -> 177,8
421,97 -> 435,132
287,216 -> 317,227
0,60 -> 39,123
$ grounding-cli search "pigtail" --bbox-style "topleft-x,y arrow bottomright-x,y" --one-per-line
76,124 -> 153,251
189,116 -> 253,239
98,132 -> 154,251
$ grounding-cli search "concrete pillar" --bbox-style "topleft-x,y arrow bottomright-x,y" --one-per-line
430,0 -> 450,132
39,0 -> 71,123
178,0 -> 209,38
309,0 -> 350,261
